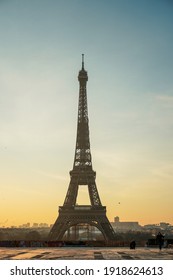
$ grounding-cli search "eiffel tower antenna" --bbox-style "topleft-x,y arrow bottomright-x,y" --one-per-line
48,56 -> 116,242
82,53 -> 84,69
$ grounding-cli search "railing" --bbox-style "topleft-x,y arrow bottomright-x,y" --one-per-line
59,205 -> 106,211
74,206 -> 92,210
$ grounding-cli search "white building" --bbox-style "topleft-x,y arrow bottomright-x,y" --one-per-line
111,216 -> 142,232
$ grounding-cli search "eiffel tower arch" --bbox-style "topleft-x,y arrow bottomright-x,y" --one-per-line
48,55 -> 116,241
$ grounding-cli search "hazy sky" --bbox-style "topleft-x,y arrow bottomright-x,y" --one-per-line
0,0 -> 173,227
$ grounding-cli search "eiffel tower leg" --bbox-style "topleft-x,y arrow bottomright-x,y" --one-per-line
63,178 -> 79,206
48,215 -> 69,241
98,217 -> 116,241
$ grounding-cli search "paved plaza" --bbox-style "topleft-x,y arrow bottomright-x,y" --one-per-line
0,247 -> 173,260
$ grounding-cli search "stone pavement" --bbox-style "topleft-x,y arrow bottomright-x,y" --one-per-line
0,247 -> 173,260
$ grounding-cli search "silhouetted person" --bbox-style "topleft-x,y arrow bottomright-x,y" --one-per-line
156,232 -> 164,250
130,240 -> 136,249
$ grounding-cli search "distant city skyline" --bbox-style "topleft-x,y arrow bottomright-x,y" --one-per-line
0,0 -> 173,227
1,218 -> 173,231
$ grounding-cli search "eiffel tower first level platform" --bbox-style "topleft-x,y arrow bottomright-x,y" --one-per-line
48,55 -> 116,242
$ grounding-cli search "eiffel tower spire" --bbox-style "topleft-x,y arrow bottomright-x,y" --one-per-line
48,56 -> 116,241
82,53 -> 84,70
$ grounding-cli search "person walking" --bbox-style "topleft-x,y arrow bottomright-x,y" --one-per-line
156,232 -> 164,250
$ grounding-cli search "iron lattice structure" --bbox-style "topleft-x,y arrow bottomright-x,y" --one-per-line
48,55 -> 116,241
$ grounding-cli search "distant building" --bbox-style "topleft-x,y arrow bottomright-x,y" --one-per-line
19,223 -> 30,228
111,216 -> 142,232
160,222 -> 170,229
143,222 -> 172,231
39,223 -> 49,228
32,223 -> 39,228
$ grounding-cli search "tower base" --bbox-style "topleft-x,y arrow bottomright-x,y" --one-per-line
48,205 -> 116,241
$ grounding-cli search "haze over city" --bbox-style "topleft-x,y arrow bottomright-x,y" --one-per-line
0,0 -> 173,228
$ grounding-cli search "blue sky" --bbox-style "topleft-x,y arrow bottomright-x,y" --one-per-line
0,0 -> 173,227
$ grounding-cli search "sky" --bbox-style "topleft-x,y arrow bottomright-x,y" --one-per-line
0,0 -> 173,227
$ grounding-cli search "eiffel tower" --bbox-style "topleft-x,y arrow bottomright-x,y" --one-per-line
48,55 -> 116,241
